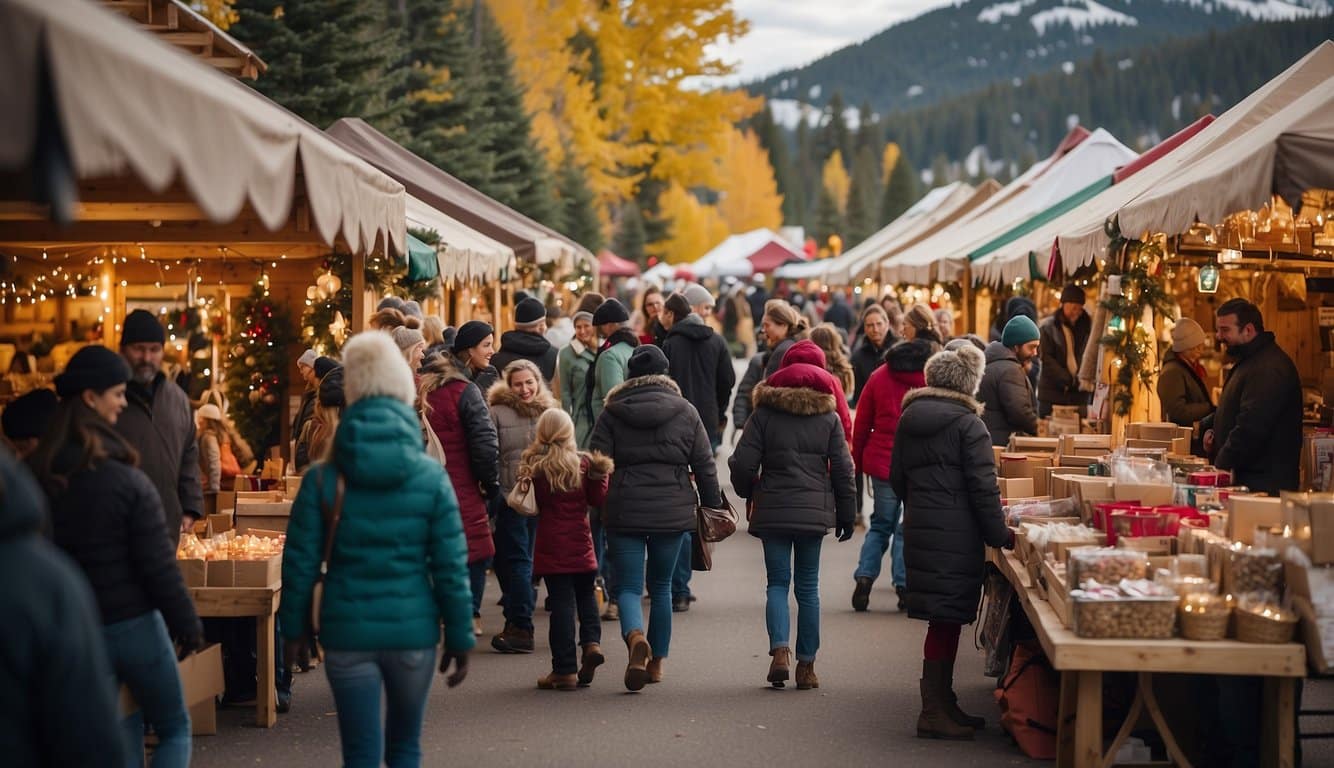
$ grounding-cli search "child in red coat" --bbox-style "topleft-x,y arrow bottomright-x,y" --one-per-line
521,409 -> 613,690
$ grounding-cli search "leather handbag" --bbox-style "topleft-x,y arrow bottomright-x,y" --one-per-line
506,473 -> 539,517
420,411 -> 447,466
310,472 -> 346,638
691,493 -> 737,571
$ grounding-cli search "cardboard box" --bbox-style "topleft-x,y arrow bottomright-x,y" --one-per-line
1286,561 -> 1334,673
1283,492 -> 1334,566
1226,495 -> 1283,545
1117,536 -> 1176,556
1128,422 -> 1182,442
236,500 -> 293,534
282,475 -> 303,501
993,446 -> 1004,469
1049,471 -> 1089,501
999,477 -> 1034,499
206,559 -> 235,587
1114,482 -> 1174,506
121,643 -> 224,735
234,555 -> 282,588
999,453 -> 1032,479
1009,436 -> 1059,453
177,558 -> 206,588
1025,455 -> 1054,496
205,512 -> 233,538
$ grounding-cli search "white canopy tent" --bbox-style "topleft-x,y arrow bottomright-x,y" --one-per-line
880,128 -> 1138,285
689,229 -> 805,279
971,42 -> 1334,285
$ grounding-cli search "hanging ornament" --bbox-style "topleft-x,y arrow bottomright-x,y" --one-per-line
245,355 -> 257,367
262,392 -> 278,405
248,390 -> 262,404
232,344 -> 245,358
330,310 -> 348,346
307,285 -> 318,300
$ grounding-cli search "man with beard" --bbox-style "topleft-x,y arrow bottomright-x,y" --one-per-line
978,315 -> 1041,446
1037,285 -> 1092,417
1205,299 -> 1302,495
115,309 -> 203,538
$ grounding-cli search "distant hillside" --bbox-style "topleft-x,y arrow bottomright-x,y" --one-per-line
751,0 -> 1331,119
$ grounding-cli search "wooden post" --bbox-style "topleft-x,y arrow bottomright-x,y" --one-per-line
351,251 -> 366,332
101,258 -> 116,346
961,267 -> 974,340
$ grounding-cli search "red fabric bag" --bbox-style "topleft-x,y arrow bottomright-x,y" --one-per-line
994,640 -> 1059,759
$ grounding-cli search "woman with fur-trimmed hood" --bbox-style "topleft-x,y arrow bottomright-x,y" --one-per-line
890,340 -> 1014,741
730,339 -> 857,692
420,353 -> 501,636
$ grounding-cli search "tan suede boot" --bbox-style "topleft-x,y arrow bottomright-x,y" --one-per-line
577,643 -> 605,687
647,657 -> 664,684
623,630 -> 652,692
917,661 -> 974,740
795,660 -> 819,690
767,647 -> 791,688
536,672 -> 578,691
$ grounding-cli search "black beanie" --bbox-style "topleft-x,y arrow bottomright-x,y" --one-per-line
592,298 -> 629,326
627,345 -> 669,379
453,320 -> 494,353
318,366 -> 346,409
514,297 -> 546,328
2,388 -> 57,439
314,356 -> 340,380
1059,284 -> 1086,305
54,345 -> 131,398
121,309 -> 165,346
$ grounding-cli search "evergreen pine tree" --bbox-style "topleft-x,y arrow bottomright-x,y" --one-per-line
556,154 -> 605,252
230,0 -> 397,129
794,119 -> 816,229
845,146 -> 879,248
817,91 -> 854,167
633,169 -> 671,253
881,153 -> 919,226
750,105 -> 801,225
814,186 -> 843,248
614,202 -> 647,266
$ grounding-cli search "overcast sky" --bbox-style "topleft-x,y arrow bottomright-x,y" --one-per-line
719,0 -> 958,84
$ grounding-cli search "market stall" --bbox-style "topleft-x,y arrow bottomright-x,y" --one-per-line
687,228 -> 806,280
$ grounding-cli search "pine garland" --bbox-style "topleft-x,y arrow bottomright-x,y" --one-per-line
225,285 -> 297,454
1098,219 -> 1176,416
299,252 -> 436,355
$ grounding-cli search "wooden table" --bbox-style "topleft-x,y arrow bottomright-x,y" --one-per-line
989,549 -> 1304,767
191,586 -> 281,728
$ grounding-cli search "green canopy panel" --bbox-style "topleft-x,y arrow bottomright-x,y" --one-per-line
967,175 -> 1115,265
406,231 -> 439,282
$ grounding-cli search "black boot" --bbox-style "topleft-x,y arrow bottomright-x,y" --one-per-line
852,577 -> 872,612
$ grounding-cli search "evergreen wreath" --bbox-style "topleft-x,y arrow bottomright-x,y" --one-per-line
1098,218 -> 1176,416
301,250 -> 438,355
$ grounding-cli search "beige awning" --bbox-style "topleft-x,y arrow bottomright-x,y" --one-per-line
404,195 -> 515,284
0,0 -> 404,257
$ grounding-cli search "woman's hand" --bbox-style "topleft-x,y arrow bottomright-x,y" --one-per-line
439,650 -> 469,688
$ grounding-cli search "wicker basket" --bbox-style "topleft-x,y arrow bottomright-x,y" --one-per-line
1234,608 -> 1298,644
1179,606 -> 1230,641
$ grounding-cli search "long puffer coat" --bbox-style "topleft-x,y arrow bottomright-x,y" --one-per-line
280,396 -> 475,654
978,341 -> 1038,446
489,381 -> 558,496
852,337 -> 933,481
590,375 -> 722,535
730,373 -> 856,538
891,387 -> 1011,624
422,359 -> 500,564
1211,331 -> 1302,495
661,313 -> 736,446
532,454 -> 612,576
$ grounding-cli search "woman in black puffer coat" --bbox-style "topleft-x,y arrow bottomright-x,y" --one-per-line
590,345 -> 721,691
890,340 -> 1013,741
30,345 -> 203,766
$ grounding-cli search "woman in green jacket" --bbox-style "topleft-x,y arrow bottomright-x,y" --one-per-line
558,309 -> 598,449
280,331 -> 474,768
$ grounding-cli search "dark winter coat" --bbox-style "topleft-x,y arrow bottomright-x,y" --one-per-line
990,297 -> 1041,396
590,375 -> 722,535
730,378 -> 856,538
532,454 -> 612,576
0,451 -> 122,768
280,396 -> 475,654
490,330 -> 559,384
116,372 -> 204,536
890,387 -> 1010,624
979,341 -> 1039,446
852,337 -> 932,481
1038,310 -> 1092,408
763,337 -> 798,379
662,313 -> 737,445
1157,350 -> 1214,428
293,386 -> 317,471
45,423 -> 202,642
732,354 -> 765,430
423,361 -> 500,564
823,296 -> 856,333
456,355 -> 500,397
1211,332 -> 1303,495
850,334 -> 893,407
489,382 -> 558,496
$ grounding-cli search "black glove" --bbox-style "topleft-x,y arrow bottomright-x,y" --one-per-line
835,524 -> 853,542
439,650 -> 469,688
176,632 -> 204,661
480,483 -> 500,501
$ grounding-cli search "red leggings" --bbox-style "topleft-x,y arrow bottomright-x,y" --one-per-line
923,621 -> 961,663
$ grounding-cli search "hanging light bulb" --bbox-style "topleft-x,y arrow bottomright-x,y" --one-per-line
1197,263 -> 1219,294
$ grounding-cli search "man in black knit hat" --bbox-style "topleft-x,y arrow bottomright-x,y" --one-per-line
490,296 -> 559,385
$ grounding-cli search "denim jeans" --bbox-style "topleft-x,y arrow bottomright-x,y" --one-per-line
672,531 -> 694,600
544,572 -> 601,675
493,500 -> 538,630
468,559 -> 490,617
762,534 -> 823,663
854,477 -> 905,588
102,611 -> 191,768
324,648 -> 437,768
590,510 -> 616,595
607,531 -> 686,658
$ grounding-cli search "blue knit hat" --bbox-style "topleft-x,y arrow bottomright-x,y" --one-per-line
1001,315 -> 1040,347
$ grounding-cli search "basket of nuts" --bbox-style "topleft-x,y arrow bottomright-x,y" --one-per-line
1227,547 -> 1283,598
1069,580 -> 1179,639
1068,548 -> 1149,586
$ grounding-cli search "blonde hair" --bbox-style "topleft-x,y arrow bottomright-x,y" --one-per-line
810,324 -> 854,393
763,299 -> 809,340
503,359 -> 546,391
519,410 -> 582,493
422,316 -> 446,346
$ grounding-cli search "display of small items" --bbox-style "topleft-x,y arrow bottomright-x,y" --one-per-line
177,531 -> 284,561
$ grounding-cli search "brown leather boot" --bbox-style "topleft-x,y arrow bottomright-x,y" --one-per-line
490,622 -> 534,654
623,630 -> 652,692
943,658 -> 985,729
917,661 -> 974,740
647,657 -> 664,684
577,643 -> 605,687
767,647 -> 791,688
795,660 -> 819,690
536,672 -> 578,691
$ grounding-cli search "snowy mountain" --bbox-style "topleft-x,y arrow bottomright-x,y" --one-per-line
750,0 -> 1331,126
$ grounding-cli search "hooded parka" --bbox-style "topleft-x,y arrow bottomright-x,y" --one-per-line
491,330 -> 559,385
115,372 -> 203,536
557,339 -> 597,448
590,375 -> 722,535
852,337 -> 933,480
1211,331 -> 1303,495
532,454 -> 612,576
422,358 -> 500,564
850,333 -> 894,406
978,341 -> 1039,446
662,313 -> 736,446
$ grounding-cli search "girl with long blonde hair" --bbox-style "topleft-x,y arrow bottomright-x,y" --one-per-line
520,409 -> 613,690
809,323 -> 855,396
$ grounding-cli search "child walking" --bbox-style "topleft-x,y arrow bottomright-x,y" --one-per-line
521,409 -> 614,690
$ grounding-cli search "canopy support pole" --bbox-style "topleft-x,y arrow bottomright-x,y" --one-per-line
352,251 -> 367,332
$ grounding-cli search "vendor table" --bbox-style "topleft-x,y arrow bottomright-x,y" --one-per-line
989,549 -> 1304,767
190,586 -> 281,728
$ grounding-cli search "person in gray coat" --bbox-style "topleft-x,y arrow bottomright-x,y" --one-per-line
978,315 -> 1041,447
1157,318 -> 1214,444
114,309 -> 203,537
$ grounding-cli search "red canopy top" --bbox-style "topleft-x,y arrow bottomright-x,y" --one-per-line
748,240 -> 807,274
598,249 -> 639,277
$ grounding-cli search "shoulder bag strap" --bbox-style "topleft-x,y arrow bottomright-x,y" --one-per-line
320,473 -> 346,569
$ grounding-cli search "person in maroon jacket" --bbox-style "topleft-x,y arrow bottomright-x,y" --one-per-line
419,354 -> 501,637
522,409 -> 613,691
850,333 -> 941,613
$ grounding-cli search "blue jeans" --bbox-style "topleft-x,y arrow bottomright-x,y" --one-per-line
493,501 -> 538,630
607,531 -> 686,658
854,477 -> 905,588
468,559 -> 490,616
672,531 -> 694,600
102,611 -> 191,768
324,648 -> 437,768
763,535 -> 823,663
590,510 -> 616,595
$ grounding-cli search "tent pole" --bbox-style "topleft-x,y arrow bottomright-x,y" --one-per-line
352,251 -> 367,332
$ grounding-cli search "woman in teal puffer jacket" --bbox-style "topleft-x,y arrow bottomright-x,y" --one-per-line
280,331 -> 474,768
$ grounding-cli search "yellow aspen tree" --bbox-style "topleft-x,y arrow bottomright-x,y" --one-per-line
822,150 -> 851,213
881,142 -> 902,187
194,0 -> 237,28
654,182 -> 729,264
718,127 -> 783,233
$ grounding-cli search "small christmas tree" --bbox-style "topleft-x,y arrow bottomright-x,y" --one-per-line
225,284 -> 297,455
